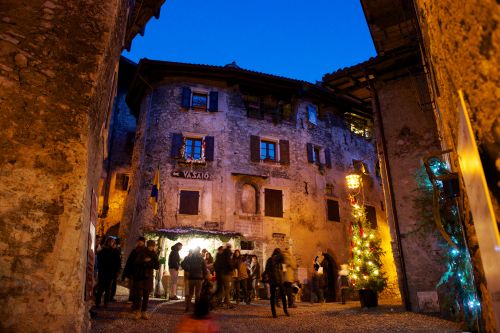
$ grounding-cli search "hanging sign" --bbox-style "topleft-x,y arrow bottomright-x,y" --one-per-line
172,170 -> 211,180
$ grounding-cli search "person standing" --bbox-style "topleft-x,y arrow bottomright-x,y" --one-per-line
122,236 -> 146,302
168,242 -> 183,300
95,237 -> 121,308
337,264 -> 350,304
215,244 -> 234,309
282,248 -> 297,308
263,248 -> 289,318
130,239 -> 160,320
109,237 -> 122,302
250,256 -> 261,300
184,247 -> 207,312
232,251 -> 249,305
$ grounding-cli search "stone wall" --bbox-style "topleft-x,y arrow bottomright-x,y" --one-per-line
122,74 -> 401,299
414,0 -> 500,330
374,72 -> 445,311
0,0 -> 136,331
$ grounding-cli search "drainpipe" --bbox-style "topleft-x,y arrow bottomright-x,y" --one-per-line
368,77 -> 411,311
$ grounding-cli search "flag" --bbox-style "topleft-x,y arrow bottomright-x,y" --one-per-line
150,167 -> 160,215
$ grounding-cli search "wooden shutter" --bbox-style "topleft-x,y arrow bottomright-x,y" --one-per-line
179,190 -> 199,215
208,91 -> 218,112
306,143 -> 314,163
279,140 -> 290,165
325,148 -> 332,168
365,205 -> 377,228
327,199 -> 340,222
181,87 -> 191,108
250,135 -> 260,162
265,189 -> 283,217
171,133 -> 183,158
204,136 -> 215,161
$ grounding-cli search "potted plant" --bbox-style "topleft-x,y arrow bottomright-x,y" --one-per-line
347,204 -> 387,307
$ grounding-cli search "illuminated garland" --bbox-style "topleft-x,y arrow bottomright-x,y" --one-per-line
180,137 -> 206,164
418,158 -> 481,330
347,202 -> 387,292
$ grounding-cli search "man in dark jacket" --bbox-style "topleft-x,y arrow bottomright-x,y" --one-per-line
263,248 -> 289,318
131,239 -> 160,320
122,236 -> 146,302
183,247 -> 207,312
168,242 -> 183,300
95,237 -> 121,308
215,244 -> 234,308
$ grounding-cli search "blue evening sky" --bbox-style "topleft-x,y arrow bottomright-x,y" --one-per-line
123,0 -> 375,83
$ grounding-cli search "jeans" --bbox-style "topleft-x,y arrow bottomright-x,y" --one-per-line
185,279 -> 203,310
216,274 -> 232,305
234,278 -> 249,303
95,276 -> 113,306
169,269 -> 179,297
283,281 -> 294,306
131,280 -> 150,312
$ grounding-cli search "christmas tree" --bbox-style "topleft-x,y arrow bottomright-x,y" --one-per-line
348,201 -> 387,292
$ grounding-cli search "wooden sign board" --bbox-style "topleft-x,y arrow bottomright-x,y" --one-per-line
172,170 -> 211,180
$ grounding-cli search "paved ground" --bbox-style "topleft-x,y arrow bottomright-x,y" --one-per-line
91,295 -> 462,333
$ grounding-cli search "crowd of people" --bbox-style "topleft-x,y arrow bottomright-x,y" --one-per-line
93,236 -> 347,328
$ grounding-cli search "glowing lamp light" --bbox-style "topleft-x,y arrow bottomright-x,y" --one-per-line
346,173 -> 361,189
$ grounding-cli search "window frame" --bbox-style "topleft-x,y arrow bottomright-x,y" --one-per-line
184,137 -> 203,161
307,104 -> 318,125
260,140 -> 277,162
191,92 -> 208,111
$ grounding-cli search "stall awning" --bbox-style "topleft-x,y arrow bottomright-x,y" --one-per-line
146,227 -> 243,241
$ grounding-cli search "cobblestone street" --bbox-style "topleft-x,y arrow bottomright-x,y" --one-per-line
91,294 -> 462,333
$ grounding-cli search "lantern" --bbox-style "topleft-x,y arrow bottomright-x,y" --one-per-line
346,172 -> 361,190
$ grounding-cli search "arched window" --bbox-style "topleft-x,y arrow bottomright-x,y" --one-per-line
241,184 -> 257,214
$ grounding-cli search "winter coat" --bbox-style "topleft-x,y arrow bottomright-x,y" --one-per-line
263,253 -> 284,286
122,246 -> 142,280
235,259 -> 249,280
250,261 -> 261,280
282,250 -> 297,283
215,248 -> 233,276
168,245 -> 181,270
132,247 -> 160,290
96,245 -> 121,279
183,253 -> 207,280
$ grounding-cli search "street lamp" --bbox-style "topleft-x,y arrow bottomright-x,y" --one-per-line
346,172 -> 361,190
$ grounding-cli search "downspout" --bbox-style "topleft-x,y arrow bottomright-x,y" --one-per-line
367,77 -> 411,311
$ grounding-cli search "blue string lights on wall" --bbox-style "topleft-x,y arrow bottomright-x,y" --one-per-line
421,155 -> 481,331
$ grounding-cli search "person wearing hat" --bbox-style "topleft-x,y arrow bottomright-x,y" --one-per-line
122,236 -> 146,302
130,239 -> 160,320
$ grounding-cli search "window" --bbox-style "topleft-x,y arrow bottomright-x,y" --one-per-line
365,205 -> 377,228
345,113 -> 373,139
240,240 -> 255,250
179,190 -> 199,215
185,138 -> 203,160
325,183 -> 334,196
192,93 -> 208,111
181,87 -> 218,112
115,173 -> 129,191
313,146 -> 321,165
307,104 -> 317,125
260,140 -> 276,161
327,199 -> 340,222
265,189 -> 283,217
353,159 -> 369,174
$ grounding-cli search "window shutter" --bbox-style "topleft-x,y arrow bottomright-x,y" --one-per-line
365,205 -> 377,228
208,91 -> 219,112
279,140 -> 290,165
250,135 -> 260,162
306,143 -> 314,163
204,136 -> 215,161
265,189 -> 283,217
171,133 -> 183,158
325,148 -> 332,168
327,199 -> 340,222
181,87 -> 191,108
179,190 -> 200,215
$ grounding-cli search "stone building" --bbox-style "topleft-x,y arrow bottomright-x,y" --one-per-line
121,59 -> 400,300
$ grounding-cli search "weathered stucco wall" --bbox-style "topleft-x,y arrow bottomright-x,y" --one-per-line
414,1 -> 499,330
375,73 -> 445,311
0,0 -> 131,331
123,75 -> 400,300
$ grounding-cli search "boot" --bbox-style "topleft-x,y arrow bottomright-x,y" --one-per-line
141,312 -> 150,320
